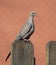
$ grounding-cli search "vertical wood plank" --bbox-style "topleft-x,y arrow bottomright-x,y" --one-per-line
11,40 -> 34,65
46,41 -> 56,65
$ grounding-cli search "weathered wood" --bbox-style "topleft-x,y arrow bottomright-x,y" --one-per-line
46,41 -> 56,65
11,40 -> 34,65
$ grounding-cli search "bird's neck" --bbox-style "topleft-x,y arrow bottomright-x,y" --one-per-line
28,16 -> 34,24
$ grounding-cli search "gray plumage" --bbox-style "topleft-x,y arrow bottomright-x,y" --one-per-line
16,11 -> 36,40
5,11 -> 37,62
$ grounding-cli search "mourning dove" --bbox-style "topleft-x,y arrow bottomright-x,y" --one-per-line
5,11 -> 37,62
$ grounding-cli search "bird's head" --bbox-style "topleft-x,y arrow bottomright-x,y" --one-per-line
30,11 -> 37,17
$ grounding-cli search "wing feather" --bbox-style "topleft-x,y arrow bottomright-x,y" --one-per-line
18,23 -> 32,38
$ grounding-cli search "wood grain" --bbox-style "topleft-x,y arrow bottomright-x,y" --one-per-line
46,41 -> 56,65
11,40 -> 34,65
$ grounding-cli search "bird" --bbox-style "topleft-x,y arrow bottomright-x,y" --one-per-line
5,11 -> 37,62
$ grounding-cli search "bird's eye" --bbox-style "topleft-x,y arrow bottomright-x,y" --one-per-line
32,13 -> 34,14
32,13 -> 35,15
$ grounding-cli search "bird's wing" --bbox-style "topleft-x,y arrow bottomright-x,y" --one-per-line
23,26 -> 34,39
16,23 -> 32,39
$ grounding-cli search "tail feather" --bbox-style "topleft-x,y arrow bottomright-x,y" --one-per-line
5,35 -> 22,62
5,51 -> 11,62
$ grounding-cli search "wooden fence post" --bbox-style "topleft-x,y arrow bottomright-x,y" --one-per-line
11,40 -> 34,65
46,41 -> 56,65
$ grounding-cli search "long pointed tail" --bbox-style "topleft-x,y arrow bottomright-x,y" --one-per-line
5,51 -> 11,62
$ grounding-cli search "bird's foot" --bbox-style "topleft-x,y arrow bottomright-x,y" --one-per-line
23,39 -> 29,42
